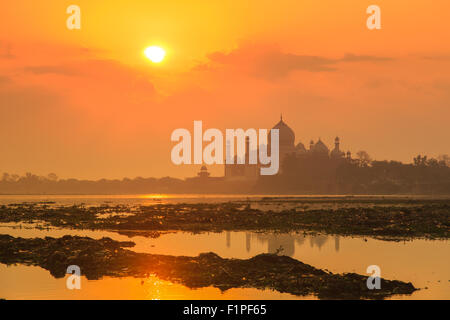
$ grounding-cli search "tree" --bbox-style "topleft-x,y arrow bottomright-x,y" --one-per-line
414,154 -> 448,167
356,151 -> 372,167
47,173 -> 58,181
2,173 -> 10,182
427,158 -> 439,167
413,154 -> 428,166
437,154 -> 450,167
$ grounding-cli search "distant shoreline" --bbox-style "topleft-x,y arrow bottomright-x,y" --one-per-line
1,198 -> 449,240
0,193 -> 449,198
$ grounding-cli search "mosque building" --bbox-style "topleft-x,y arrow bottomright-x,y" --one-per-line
224,115 -> 351,181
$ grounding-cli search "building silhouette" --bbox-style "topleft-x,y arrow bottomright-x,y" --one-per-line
224,115 -> 351,181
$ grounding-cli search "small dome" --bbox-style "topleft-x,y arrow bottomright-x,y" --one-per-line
200,165 -> 207,171
296,142 -> 306,153
272,117 -> 295,146
312,139 -> 329,154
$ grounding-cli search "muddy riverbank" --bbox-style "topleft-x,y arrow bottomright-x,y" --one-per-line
0,234 -> 417,299
0,199 -> 448,240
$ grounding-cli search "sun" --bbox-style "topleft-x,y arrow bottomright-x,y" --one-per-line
144,46 -> 166,63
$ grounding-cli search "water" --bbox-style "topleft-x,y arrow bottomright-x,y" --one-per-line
1,224 -> 448,300
1,193 -> 446,207
0,195 -> 449,300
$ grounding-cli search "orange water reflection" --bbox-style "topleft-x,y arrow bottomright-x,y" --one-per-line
0,265 -> 304,300
1,225 -> 448,300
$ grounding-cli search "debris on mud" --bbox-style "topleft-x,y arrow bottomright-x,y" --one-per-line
0,235 -> 417,299
0,200 -> 448,240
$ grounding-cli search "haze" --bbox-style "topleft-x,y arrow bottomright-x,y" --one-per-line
0,0 -> 449,179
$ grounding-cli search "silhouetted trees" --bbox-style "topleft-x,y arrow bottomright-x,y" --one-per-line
0,173 -> 187,194
1,153 -> 449,195
355,151 -> 372,167
437,154 -> 450,166
0,172 -> 251,195
255,153 -> 450,195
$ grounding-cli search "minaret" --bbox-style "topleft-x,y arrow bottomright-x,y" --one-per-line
224,139 -> 232,177
245,136 -> 250,163
335,236 -> 340,252
334,136 -> 340,151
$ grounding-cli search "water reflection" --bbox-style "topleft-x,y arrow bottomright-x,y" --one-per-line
228,232 -> 340,257
1,224 -> 449,299
0,264 -> 301,300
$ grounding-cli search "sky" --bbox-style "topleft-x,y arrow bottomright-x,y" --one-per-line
0,0 -> 449,179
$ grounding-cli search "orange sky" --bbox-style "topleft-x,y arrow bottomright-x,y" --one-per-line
0,1 -> 449,179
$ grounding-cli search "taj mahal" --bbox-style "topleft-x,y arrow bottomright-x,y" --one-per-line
223,115 -> 352,181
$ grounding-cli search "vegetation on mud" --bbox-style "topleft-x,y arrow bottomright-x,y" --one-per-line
0,199 -> 448,240
0,235 -> 417,299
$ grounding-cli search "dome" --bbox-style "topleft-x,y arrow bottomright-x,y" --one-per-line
272,117 -> 295,146
312,139 -> 329,154
296,142 -> 306,153
200,165 -> 207,171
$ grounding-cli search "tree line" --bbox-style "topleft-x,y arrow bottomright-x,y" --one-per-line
255,153 -> 450,194
0,153 -> 449,195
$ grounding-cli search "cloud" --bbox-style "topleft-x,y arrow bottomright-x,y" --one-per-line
19,59 -> 156,103
340,53 -> 393,62
22,59 -> 154,87
422,55 -> 450,61
201,43 -> 393,80
2,55 -> 159,142
205,43 -> 336,79
24,65 -> 80,76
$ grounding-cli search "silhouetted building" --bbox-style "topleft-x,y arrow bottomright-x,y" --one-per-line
185,165 -> 225,191
224,115 -> 351,181
270,115 -> 296,163
309,235 -> 328,250
197,166 -> 210,178
224,136 -> 260,181
331,137 -> 345,159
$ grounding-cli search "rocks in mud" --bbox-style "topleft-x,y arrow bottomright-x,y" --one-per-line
0,235 -> 417,299
0,200 -> 448,239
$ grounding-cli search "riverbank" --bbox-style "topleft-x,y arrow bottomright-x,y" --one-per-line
0,198 -> 448,240
0,235 -> 417,299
